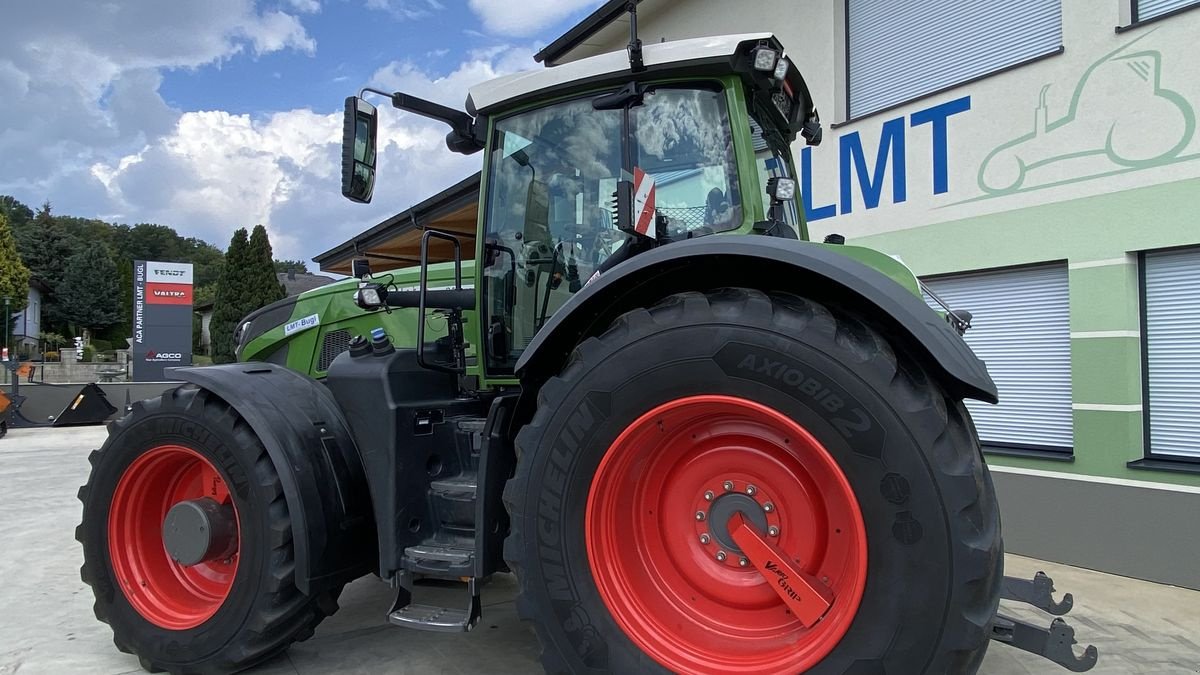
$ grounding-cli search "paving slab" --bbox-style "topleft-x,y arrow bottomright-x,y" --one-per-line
2,426 -> 1198,674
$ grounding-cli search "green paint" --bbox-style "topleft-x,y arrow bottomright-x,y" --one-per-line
1070,337 -> 1143,406
973,28 -> 1197,200
241,261 -> 473,378
1069,264 -> 1141,332
857,177 -> 1200,275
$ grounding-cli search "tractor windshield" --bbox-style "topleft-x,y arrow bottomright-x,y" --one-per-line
482,85 -> 741,372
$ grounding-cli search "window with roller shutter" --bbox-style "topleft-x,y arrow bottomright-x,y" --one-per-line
1141,247 -> 1200,461
923,263 -> 1073,454
847,0 -> 1062,119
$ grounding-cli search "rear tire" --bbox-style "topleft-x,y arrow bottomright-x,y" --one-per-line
77,385 -> 341,674
504,288 -> 1002,674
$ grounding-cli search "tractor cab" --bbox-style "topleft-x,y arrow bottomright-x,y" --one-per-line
342,32 -> 822,376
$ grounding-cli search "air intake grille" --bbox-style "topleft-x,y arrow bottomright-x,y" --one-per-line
318,329 -> 352,372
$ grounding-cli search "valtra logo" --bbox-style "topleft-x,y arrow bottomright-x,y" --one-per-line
152,289 -> 187,298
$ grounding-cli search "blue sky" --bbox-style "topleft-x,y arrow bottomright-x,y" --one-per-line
0,0 -> 604,261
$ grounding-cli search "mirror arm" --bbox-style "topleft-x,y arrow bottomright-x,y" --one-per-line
359,87 -> 474,135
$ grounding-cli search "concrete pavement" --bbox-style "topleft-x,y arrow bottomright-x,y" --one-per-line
2,425 -> 1197,674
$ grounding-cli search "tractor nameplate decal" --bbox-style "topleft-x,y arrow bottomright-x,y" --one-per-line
284,313 -> 320,336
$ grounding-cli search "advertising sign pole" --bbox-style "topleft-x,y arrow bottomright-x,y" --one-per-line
131,261 -> 194,381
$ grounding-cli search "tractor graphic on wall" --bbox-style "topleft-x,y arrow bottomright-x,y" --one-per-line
978,29 -> 1196,195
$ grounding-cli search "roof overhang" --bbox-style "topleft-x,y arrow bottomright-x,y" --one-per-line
313,173 -> 481,275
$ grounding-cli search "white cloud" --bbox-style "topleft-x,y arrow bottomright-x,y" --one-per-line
467,0 -> 600,37
363,0 -> 443,20
0,0 -> 316,195
245,11 -> 316,55
287,0 -> 321,13
89,45 -> 534,260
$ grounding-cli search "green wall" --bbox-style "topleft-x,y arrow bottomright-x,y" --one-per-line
856,177 -> 1200,487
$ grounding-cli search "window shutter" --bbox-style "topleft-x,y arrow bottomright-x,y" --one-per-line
848,0 -> 1062,118
923,264 -> 1072,451
1143,248 -> 1200,459
1136,0 -> 1200,21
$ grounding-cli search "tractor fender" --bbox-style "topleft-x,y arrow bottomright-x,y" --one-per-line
166,363 -> 375,594
515,235 -> 998,404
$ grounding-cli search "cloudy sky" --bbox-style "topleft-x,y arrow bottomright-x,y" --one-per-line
0,0 -> 604,261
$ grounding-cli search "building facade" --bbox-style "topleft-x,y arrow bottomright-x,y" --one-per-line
543,0 -> 1200,586
11,278 -> 46,352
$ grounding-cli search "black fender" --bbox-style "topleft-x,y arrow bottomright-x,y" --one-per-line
516,235 -> 998,404
166,363 -> 375,593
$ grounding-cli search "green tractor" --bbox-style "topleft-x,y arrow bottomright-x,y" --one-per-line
78,15 -> 1098,674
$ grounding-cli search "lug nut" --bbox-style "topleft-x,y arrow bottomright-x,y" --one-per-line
723,480 -> 734,491
695,511 -> 706,521
703,490 -> 715,502
739,557 -> 749,567
699,533 -> 711,545
746,484 -> 757,496
715,551 -> 727,562
763,502 -> 775,513
767,526 -> 780,537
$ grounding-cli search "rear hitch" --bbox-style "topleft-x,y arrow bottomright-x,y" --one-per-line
992,572 -> 1098,671
991,614 -> 1098,672
1002,571 -> 1073,615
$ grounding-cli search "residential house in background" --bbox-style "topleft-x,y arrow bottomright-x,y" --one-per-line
11,278 -> 49,354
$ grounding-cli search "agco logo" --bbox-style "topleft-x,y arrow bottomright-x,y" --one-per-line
145,351 -> 183,361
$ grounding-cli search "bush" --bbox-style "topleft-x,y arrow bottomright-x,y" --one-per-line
91,338 -> 112,353
44,351 -> 59,362
81,345 -> 96,362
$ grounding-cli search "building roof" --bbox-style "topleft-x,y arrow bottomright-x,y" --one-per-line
312,172 -> 481,275
533,0 -> 635,65
468,32 -> 773,114
279,271 -> 335,296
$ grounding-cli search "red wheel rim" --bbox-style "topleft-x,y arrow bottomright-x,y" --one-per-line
586,395 -> 867,674
108,445 -> 240,629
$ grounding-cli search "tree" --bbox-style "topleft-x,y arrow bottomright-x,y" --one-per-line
0,196 -> 34,232
246,225 -> 286,309
18,202 -> 72,296
56,245 -> 123,336
0,212 -> 31,350
273,259 -> 309,274
210,229 -> 250,363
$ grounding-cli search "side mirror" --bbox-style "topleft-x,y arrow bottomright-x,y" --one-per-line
342,96 -> 378,203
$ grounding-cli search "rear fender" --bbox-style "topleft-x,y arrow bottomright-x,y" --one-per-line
166,363 -> 375,593
516,235 -> 998,404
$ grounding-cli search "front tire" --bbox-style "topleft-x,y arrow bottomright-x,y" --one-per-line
504,288 -> 1002,674
77,386 -> 341,674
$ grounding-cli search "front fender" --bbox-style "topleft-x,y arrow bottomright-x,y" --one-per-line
166,363 -> 375,593
515,235 -> 997,404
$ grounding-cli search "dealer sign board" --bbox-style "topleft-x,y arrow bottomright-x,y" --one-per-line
132,261 -> 194,381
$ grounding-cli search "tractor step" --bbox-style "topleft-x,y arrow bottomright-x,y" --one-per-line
403,543 -> 475,577
388,571 -> 481,633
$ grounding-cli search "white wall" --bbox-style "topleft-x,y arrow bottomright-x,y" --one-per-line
11,285 -> 42,347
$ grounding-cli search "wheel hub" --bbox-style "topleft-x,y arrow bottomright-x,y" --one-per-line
694,479 -> 779,567
163,498 -> 238,566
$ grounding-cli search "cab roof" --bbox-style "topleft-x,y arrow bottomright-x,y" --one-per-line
466,32 -> 775,115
